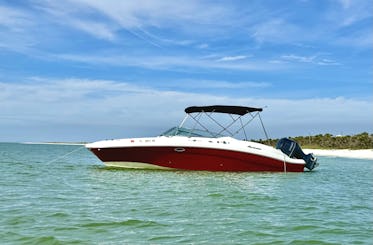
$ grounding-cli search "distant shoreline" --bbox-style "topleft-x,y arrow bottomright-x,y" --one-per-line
256,132 -> 373,151
22,142 -> 86,146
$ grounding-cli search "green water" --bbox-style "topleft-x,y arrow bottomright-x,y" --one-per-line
0,143 -> 372,244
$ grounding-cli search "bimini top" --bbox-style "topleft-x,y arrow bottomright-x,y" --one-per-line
185,105 -> 262,116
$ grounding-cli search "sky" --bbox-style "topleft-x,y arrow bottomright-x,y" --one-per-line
0,0 -> 372,142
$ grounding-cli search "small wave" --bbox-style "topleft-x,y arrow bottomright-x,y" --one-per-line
149,235 -> 185,242
289,239 -> 339,245
318,228 -> 349,235
292,224 -> 322,231
81,219 -> 165,228
7,216 -> 36,226
47,212 -> 69,218
207,193 -> 224,197
17,235 -> 62,245
54,226 -> 80,232
238,230 -> 277,237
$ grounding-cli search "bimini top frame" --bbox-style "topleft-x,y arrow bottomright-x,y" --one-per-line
177,105 -> 269,140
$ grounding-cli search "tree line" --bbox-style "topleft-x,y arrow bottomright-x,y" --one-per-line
255,132 -> 373,149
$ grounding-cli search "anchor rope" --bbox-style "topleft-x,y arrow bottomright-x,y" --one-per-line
45,145 -> 86,165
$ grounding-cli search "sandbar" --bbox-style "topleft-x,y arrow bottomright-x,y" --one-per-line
304,149 -> 373,160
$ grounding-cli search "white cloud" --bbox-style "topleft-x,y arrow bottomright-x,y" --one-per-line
250,18 -> 303,44
334,0 -> 372,26
56,53 -> 279,71
31,1 -> 119,42
0,5 -> 37,52
173,80 -> 271,89
247,1 -> 372,49
197,43 -> 209,49
67,18 -> 116,41
0,78 -> 371,141
32,0 -> 232,43
0,5 -> 31,30
338,0 -> 353,9
281,54 -> 317,63
335,30 -> 373,48
69,0 -> 230,28
280,54 -> 340,66
1,0 -> 371,64
217,56 -> 247,62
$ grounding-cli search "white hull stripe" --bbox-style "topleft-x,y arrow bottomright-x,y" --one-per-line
104,161 -> 174,170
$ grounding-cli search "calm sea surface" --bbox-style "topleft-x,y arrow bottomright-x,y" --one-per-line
0,143 -> 372,244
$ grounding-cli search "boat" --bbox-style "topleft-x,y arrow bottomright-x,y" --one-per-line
85,105 -> 318,172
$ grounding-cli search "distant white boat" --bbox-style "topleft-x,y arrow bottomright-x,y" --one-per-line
86,105 -> 318,172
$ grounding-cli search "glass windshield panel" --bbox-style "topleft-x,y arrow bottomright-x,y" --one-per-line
160,127 -> 224,138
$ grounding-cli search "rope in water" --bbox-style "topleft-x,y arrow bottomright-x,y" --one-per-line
45,145 -> 86,165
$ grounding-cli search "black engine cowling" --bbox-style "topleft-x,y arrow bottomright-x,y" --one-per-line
276,138 -> 318,170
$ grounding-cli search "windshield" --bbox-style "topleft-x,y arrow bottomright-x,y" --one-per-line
160,127 -> 224,138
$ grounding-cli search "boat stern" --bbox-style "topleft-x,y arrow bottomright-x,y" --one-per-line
276,138 -> 318,171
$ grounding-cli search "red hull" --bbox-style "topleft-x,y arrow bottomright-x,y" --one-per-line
89,146 -> 305,172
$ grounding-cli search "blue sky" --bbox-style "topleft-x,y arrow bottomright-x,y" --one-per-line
0,0 -> 372,142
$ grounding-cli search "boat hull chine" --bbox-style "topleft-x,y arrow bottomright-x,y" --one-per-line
103,161 -> 174,170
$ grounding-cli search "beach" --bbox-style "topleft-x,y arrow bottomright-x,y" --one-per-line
304,149 -> 373,160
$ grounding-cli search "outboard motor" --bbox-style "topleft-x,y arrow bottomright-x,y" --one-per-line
276,138 -> 318,170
